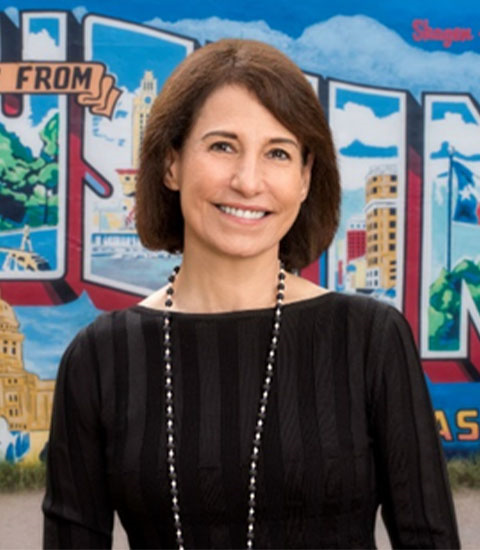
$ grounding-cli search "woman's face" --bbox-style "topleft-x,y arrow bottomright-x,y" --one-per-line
165,84 -> 312,264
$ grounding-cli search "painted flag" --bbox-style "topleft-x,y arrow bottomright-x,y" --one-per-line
452,160 -> 480,224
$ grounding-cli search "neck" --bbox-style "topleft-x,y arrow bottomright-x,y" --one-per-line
172,248 -> 282,313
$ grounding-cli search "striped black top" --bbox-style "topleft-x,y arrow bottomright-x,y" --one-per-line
42,292 -> 460,549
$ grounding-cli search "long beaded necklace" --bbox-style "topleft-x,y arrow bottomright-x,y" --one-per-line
162,264 -> 286,550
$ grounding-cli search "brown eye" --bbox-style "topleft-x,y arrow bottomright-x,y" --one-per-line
268,148 -> 290,160
210,141 -> 235,153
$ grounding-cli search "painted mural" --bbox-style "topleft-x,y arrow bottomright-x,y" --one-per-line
0,1 -> 479,467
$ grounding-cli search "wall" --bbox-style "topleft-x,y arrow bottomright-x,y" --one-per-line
0,1 -> 479,465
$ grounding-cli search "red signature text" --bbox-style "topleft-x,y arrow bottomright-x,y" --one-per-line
412,19 -> 473,48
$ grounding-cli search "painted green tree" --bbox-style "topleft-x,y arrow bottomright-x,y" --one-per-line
429,259 -> 480,350
0,113 -> 59,230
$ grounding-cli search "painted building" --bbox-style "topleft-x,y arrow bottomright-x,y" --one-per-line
364,166 -> 398,289
345,256 -> 367,291
132,70 -> 157,169
346,214 -> 366,263
116,168 -> 137,228
0,296 -> 54,432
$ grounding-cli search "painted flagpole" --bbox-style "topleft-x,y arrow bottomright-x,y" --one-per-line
446,146 -> 455,273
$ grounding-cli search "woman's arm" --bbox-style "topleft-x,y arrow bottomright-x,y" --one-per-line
42,325 -> 114,549
370,305 -> 460,549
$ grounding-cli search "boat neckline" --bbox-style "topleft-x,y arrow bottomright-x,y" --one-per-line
131,291 -> 337,319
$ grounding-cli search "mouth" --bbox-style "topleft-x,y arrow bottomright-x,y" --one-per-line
216,204 -> 270,220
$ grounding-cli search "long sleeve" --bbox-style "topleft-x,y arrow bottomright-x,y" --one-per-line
42,325 -> 114,549
369,305 -> 460,549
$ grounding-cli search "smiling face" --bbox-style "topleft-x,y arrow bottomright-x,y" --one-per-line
165,84 -> 312,264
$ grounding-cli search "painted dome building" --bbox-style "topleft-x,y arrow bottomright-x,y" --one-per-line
0,296 -> 54,432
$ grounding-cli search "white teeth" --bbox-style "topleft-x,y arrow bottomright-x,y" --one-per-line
219,205 -> 266,219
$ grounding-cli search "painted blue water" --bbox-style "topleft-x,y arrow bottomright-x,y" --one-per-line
92,255 -> 180,290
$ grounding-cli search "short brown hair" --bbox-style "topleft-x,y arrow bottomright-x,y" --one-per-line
136,38 -> 340,270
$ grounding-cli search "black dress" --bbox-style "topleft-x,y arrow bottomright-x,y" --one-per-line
42,292 -> 460,549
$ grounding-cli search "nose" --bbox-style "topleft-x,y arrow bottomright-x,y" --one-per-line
230,153 -> 264,197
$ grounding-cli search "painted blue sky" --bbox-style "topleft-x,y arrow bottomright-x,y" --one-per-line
336,89 -> 400,117
89,23 -> 192,92
15,292 -> 102,380
29,96 -> 58,126
29,17 -> 59,43
340,140 -> 398,158
432,102 -> 478,124
9,0 -> 480,53
431,141 -> 480,161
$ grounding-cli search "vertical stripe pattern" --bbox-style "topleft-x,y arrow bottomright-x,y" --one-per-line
43,293 -> 460,549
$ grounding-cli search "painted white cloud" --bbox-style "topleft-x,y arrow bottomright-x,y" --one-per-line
337,156 -> 397,191
329,103 -> 402,190
427,113 -> 480,200
145,14 -> 480,101
24,29 -> 62,61
332,102 -> 401,149
0,96 -> 57,157
84,86 -> 135,187
429,113 -> 480,159
145,16 -> 292,51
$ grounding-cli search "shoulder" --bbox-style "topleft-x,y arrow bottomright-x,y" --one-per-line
308,290 -> 395,324
60,306 -> 142,368
302,292 -> 409,357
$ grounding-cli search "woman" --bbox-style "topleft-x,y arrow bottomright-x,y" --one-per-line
43,39 -> 460,549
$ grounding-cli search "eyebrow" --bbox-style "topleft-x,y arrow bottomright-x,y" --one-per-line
201,130 -> 299,149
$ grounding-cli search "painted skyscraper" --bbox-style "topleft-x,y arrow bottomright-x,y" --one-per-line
132,70 -> 157,169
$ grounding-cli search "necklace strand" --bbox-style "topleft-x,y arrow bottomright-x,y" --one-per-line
163,264 -> 286,550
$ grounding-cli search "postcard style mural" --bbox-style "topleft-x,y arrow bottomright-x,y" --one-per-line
0,1 -> 479,466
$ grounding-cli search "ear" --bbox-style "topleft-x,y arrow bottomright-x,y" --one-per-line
164,149 -> 180,191
300,153 -> 313,202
